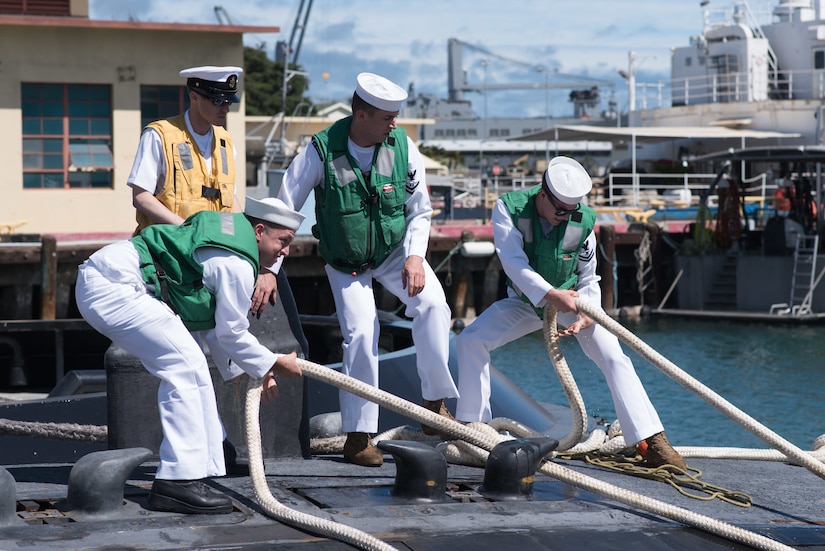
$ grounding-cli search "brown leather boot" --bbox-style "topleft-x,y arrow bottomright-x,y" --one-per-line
421,398 -> 458,437
343,432 -> 383,467
642,431 -> 687,471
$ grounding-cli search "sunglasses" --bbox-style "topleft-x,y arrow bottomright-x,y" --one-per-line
195,91 -> 233,107
207,97 -> 233,107
546,192 -> 579,217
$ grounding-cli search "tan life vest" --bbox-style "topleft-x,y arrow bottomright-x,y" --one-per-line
134,114 -> 235,234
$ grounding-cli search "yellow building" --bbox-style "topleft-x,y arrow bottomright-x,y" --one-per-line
1,1 -> 437,237
0,1 -> 277,236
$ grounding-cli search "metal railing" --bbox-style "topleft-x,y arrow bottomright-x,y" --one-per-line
635,67 -> 825,110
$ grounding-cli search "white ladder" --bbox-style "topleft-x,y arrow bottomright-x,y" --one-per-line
789,234 -> 819,315
770,233 -> 820,316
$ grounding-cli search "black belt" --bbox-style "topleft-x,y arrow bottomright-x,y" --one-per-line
335,258 -> 374,273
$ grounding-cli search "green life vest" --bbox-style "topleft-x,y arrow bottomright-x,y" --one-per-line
500,186 -> 597,316
131,211 -> 259,331
310,117 -> 408,274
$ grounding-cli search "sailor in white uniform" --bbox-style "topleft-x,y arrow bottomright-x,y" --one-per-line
455,157 -> 687,471
277,72 -> 459,467
75,197 -> 305,513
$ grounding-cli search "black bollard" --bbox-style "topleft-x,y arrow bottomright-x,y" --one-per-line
65,447 -> 153,520
0,467 -> 19,526
377,440 -> 449,503
480,437 -> 558,501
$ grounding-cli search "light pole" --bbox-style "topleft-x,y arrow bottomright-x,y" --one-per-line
280,67 -> 309,143
536,65 -> 550,129
617,51 -> 637,114
480,59 -> 488,139
618,50 -> 655,118
479,59 -> 488,188
536,65 -> 552,163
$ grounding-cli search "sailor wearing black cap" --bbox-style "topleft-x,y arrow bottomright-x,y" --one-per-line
454,156 -> 688,472
127,66 -> 279,315
128,65 -> 243,236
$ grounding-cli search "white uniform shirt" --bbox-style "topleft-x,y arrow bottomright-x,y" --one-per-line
194,247 -> 280,380
492,198 -> 601,309
278,135 -> 432,261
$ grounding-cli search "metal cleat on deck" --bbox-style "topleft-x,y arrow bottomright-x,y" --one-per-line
479,437 -> 558,501
0,466 -> 20,527
65,447 -> 153,520
377,440 -> 449,503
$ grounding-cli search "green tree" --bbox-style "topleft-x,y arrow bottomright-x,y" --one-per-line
243,46 -> 311,116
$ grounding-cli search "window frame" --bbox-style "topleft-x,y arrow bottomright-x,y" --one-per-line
21,82 -> 114,189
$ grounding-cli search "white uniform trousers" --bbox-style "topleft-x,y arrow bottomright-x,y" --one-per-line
455,296 -> 664,445
325,246 -> 459,434
76,249 -> 226,480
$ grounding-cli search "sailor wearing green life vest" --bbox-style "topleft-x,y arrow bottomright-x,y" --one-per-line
454,157 -> 688,471
75,197 -> 305,514
277,72 -> 459,467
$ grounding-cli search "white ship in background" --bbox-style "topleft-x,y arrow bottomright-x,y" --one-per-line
634,0 -> 825,147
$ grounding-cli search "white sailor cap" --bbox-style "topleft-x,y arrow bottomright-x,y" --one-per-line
541,156 -> 593,205
179,66 -> 243,103
244,197 -> 305,231
354,72 -> 407,112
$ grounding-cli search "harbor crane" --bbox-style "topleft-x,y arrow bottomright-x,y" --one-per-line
447,38 -> 613,101
213,6 -> 235,25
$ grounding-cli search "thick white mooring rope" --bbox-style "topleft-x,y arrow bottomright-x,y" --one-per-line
244,376 -> 399,551
541,304 -> 588,451
574,298 -> 825,478
247,357 -> 797,551
1,299 -> 818,550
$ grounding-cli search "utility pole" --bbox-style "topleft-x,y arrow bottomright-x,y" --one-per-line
275,0 -> 314,143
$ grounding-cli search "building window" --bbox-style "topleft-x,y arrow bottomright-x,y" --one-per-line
0,0 -> 71,16
500,129 -> 510,137
435,129 -> 444,137
140,85 -> 189,128
22,83 -> 113,189
815,50 -> 825,70
446,129 -> 455,137
490,128 -> 500,137
468,129 -> 477,137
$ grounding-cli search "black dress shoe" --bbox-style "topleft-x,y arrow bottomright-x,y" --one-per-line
223,439 -> 250,476
148,479 -> 233,514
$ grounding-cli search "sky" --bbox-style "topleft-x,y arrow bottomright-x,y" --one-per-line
87,0 -> 771,119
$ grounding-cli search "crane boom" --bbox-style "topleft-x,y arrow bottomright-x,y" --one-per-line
285,0 -> 314,65
214,5 -> 235,25
447,37 -> 613,101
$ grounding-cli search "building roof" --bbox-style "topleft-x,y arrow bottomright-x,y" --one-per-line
690,144 -> 825,163
513,124 -> 801,145
0,14 -> 278,34
419,138 -> 611,153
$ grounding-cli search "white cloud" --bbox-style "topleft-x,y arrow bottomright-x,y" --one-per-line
89,0 -> 713,117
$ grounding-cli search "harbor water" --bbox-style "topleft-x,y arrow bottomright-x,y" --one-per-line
490,316 -> 825,450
